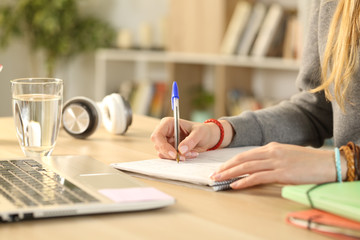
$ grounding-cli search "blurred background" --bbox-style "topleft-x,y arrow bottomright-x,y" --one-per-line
0,0 -> 309,121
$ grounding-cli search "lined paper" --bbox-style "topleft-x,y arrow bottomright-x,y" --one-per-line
112,147 -> 255,191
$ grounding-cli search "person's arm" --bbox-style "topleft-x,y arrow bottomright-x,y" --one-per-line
151,1 -> 332,159
221,0 -> 333,148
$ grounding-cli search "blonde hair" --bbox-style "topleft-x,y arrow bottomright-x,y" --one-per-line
311,0 -> 360,111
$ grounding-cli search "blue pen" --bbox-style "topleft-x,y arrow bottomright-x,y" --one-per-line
171,81 -> 180,163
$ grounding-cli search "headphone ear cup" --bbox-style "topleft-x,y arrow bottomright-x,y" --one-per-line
101,93 -> 132,135
62,97 -> 101,139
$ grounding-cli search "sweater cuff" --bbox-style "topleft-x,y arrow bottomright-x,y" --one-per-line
220,111 -> 263,147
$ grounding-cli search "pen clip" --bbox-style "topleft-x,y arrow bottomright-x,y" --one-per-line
171,81 -> 179,110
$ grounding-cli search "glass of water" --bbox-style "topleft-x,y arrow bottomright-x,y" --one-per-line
11,78 -> 63,157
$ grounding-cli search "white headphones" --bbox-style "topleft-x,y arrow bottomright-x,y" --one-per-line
62,93 -> 132,139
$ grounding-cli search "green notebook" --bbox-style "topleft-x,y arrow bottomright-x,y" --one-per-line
282,182 -> 360,222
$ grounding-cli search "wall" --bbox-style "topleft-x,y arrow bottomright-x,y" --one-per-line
0,40 -> 32,116
0,0 -> 303,117
0,0 -> 169,116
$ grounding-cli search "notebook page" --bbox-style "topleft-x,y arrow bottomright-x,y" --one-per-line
112,146 -> 255,187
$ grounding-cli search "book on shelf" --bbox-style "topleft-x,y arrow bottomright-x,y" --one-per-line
251,3 -> 284,57
219,0 -> 252,55
220,1 -> 303,59
124,80 -> 169,118
149,82 -> 168,118
129,81 -> 155,116
282,14 -> 301,59
266,11 -> 287,58
236,2 -> 267,56
119,80 -> 135,101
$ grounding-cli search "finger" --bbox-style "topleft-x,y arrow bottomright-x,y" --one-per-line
235,143 -> 286,162
178,127 -> 207,155
151,117 -> 174,141
157,148 -> 177,159
211,159 -> 274,181
158,152 -> 170,159
151,118 -> 178,158
153,140 -> 177,160
216,146 -> 274,173
184,151 -> 199,159
158,151 -> 187,161
230,170 -> 278,189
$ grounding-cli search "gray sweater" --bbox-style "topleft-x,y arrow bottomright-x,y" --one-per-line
222,0 -> 360,148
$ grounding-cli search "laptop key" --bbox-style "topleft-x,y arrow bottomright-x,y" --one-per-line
0,176 -> 37,207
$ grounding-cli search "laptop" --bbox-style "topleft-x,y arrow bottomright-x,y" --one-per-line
0,155 -> 175,222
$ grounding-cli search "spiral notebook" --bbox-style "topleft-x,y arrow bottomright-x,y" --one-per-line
111,147 -> 254,191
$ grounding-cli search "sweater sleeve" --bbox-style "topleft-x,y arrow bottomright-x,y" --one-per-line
221,0 -> 333,148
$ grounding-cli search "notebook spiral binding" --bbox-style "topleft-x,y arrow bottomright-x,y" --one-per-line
211,177 -> 243,191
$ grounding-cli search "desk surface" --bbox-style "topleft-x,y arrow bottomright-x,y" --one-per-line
0,115 -> 328,240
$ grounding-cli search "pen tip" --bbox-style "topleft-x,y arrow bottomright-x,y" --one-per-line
176,152 -> 180,163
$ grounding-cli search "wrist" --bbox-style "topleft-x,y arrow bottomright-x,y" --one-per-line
207,122 -> 221,148
204,119 -> 224,151
219,120 -> 234,148
203,119 -> 234,150
341,153 -> 348,181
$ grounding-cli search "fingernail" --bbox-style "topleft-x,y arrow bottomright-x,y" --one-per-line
185,152 -> 192,157
212,173 -> 221,181
209,172 -> 217,179
191,152 -> 199,157
179,145 -> 188,154
180,155 -> 186,161
230,182 -> 238,189
168,151 -> 176,159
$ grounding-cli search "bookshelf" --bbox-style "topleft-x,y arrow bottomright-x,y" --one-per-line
94,0 -> 305,120
94,49 -> 299,118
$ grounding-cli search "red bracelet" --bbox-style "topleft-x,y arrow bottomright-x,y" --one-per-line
204,119 -> 224,151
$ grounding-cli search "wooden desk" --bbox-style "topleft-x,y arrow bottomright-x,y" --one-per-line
0,115 -> 328,240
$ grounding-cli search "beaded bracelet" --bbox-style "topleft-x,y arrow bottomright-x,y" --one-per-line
204,119 -> 224,151
334,147 -> 342,183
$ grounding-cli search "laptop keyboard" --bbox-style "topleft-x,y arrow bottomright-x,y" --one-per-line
0,159 -> 99,208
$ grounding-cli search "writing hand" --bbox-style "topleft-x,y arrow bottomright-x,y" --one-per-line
151,117 -> 223,160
